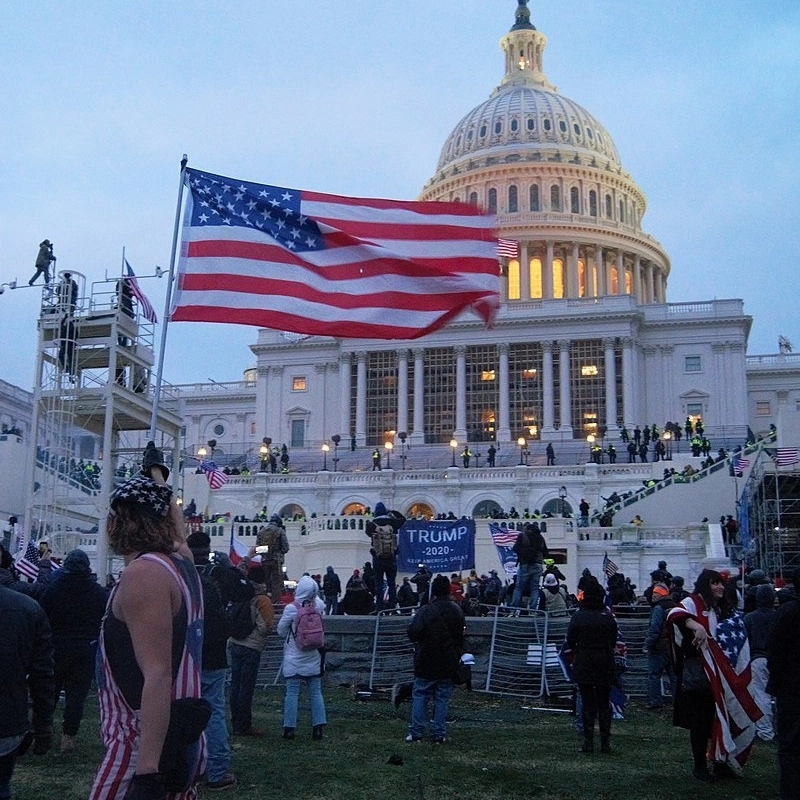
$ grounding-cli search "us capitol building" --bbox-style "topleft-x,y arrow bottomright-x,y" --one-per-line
3,2 -> 798,588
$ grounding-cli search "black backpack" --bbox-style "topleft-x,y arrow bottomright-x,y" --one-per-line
226,599 -> 257,640
201,563 -> 256,639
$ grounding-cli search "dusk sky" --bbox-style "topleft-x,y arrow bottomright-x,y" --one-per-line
2,1 -> 798,391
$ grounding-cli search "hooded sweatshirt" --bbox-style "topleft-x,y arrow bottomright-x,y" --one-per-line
744,583 -> 776,658
277,575 -> 325,677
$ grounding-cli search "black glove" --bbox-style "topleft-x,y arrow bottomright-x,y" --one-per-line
32,732 -> 52,755
123,773 -> 167,800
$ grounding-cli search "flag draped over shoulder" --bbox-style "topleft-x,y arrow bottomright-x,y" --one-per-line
171,167 -> 500,339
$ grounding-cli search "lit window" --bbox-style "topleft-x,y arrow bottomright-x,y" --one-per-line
687,404 -> 703,418
507,259 -> 520,300
755,401 -> 771,416
684,356 -> 702,373
552,258 -> 564,299
521,368 -> 538,378
292,376 -> 307,391
529,257 -> 542,299
481,370 -> 496,381
581,365 -> 599,377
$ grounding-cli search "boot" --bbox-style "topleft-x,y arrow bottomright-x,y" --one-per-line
282,727 -> 295,740
312,724 -> 325,741
580,734 -> 594,754
60,734 -> 76,754
580,708 -> 594,753
599,707 -> 612,753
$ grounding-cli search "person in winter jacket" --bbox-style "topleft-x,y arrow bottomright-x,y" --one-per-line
541,573 -> 568,615
39,549 -> 109,753
277,575 -> 327,740
405,575 -> 465,743
642,582 -> 677,710
510,522 -> 548,610
566,577 -> 618,754
744,583 -> 777,741
228,566 -> 274,739
321,566 -> 341,615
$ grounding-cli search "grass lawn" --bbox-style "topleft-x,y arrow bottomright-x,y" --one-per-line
13,687 -> 778,800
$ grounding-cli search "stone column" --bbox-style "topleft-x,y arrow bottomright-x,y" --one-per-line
543,240 -> 554,299
632,255 -> 642,304
541,340 -> 555,433
603,337 -> 619,435
339,353 -> 352,440
645,263 -> 655,304
519,242 -> 530,300
558,339 -> 573,436
659,345 -> 674,424
497,342 -> 511,443
411,349 -> 425,445
570,241 -> 580,298
621,337 -> 636,429
596,245 -> 606,297
267,365 -> 283,442
255,366 -> 269,441
616,249 -> 625,295
355,351 -> 367,447
454,345 -> 467,441
396,348 -> 409,437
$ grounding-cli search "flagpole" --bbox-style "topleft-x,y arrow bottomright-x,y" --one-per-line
149,154 -> 188,441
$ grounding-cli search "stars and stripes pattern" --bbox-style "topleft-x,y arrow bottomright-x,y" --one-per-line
668,596 -> 760,769
124,260 -> 158,324
15,541 -> 41,581
171,167 -> 500,340
732,455 -> 750,476
775,447 -> 799,466
497,238 -> 519,258
488,523 -> 519,576
199,460 -> 228,489
602,552 -> 619,578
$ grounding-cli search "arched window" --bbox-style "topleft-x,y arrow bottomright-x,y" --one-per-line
559,120 -> 567,133
507,259 -> 520,300
570,186 -> 580,214
589,190 -> 598,217
508,185 -> 518,213
488,188 -> 497,214
553,258 -> 564,299
468,191 -> 478,207
619,199 -> 625,223
605,194 -> 613,217
494,120 -> 502,134
529,184 -> 540,211
407,502 -> 435,520
527,117 -> 535,131
473,499 -> 504,518
529,257 -> 543,299
479,124 -> 487,138
550,185 -> 561,212
543,118 -> 552,131
510,118 -> 519,132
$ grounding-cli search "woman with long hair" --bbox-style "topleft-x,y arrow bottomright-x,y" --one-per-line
89,445 -> 205,800
668,568 -> 760,782
566,576 -> 618,754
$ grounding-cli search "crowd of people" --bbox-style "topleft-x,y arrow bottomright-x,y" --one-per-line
2,452 -> 798,797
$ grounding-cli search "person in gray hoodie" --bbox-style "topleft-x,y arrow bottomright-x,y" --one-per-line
744,583 -> 777,742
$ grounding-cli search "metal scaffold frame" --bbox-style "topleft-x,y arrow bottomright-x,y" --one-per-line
23,269 -> 182,577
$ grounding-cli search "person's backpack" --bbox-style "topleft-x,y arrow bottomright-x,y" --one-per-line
292,600 -> 325,650
371,526 -> 397,558
226,599 -> 256,640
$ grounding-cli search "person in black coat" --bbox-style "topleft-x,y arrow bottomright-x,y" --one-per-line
39,548 -> 109,753
566,577 -> 618,754
405,575 -> 465,743
0,581 -> 55,799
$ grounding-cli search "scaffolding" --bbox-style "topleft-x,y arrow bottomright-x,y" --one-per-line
742,453 -> 800,579
23,270 -> 182,577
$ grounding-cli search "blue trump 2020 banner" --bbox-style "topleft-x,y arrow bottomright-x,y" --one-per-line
398,519 -> 475,573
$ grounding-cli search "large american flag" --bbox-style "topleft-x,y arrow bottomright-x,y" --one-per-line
124,260 -> 158,324
732,455 -> 750,476
602,552 -> 619,578
669,598 -> 760,769
15,541 -> 40,581
200,460 -> 229,490
497,238 -> 519,258
171,167 -> 500,339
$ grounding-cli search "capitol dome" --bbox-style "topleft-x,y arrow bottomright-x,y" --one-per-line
420,0 -> 670,307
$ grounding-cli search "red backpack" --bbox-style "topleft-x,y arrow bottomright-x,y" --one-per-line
292,600 -> 325,650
